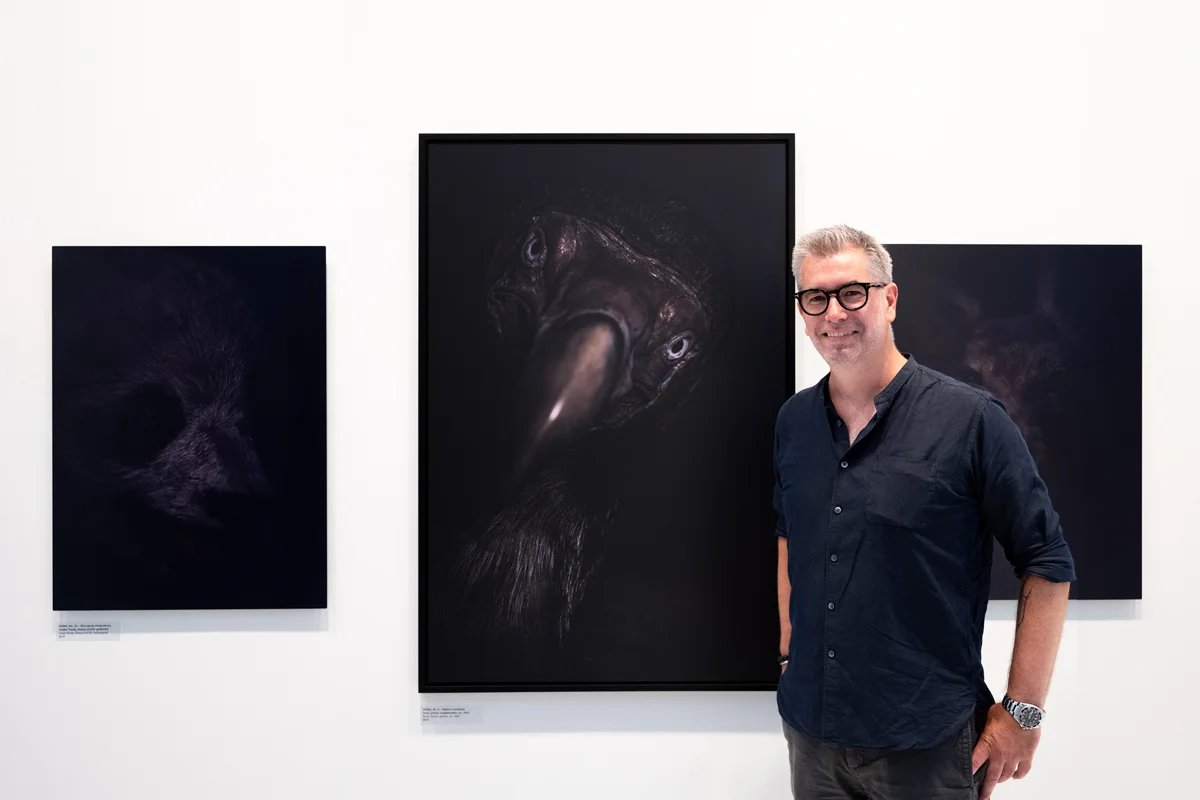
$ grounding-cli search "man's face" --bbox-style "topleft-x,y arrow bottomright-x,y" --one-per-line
798,247 -> 897,367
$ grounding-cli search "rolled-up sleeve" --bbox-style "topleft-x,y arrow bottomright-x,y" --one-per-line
972,397 -> 1077,583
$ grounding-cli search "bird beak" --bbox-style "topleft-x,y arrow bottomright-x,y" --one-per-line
507,310 -> 629,485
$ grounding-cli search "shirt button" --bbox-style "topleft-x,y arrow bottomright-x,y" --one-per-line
836,420 -> 842,426
828,650 -> 835,658
830,554 -> 838,562
840,461 -> 848,468
833,506 -> 842,514
827,602 -> 835,610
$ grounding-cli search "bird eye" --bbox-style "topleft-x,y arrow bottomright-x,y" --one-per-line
523,228 -> 546,267
108,383 -> 187,467
664,333 -> 693,361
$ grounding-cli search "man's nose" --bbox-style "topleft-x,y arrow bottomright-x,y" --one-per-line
824,296 -> 849,321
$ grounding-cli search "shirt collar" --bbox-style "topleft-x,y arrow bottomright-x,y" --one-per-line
819,353 -> 919,410
874,354 -> 918,408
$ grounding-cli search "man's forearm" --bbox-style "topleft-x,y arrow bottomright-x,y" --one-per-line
1006,573 -> 1071,708
777,537 -> 791,655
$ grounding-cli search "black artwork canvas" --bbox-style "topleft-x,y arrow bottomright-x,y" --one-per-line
52,246 -> 327,610
420,135 -> 795,690
886,244 -> 1141,600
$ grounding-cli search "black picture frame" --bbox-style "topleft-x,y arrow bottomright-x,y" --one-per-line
419,134 -> 796,692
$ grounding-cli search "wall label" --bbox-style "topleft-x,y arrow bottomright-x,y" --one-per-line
421,705 -> 480,724
57,622 -> 120,640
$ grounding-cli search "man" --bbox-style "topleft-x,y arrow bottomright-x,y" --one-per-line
774,224 -> 1076,800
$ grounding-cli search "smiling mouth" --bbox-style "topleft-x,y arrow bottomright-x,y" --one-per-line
824,331 -> 857,338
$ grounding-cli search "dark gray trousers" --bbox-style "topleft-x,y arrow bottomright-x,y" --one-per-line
782,711 -> 988,799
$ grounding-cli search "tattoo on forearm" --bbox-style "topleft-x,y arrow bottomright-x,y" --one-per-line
1016,581 -> 1033,628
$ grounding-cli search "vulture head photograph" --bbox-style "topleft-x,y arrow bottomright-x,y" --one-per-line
446,178 -> 735,666
421,139 -> 792,689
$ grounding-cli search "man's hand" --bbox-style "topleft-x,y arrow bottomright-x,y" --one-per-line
971,703 -> 1041,799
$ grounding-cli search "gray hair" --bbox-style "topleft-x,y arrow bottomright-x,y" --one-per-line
791,224 -> 893,289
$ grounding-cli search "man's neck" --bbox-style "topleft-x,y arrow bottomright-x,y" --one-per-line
828,347 -> 908,407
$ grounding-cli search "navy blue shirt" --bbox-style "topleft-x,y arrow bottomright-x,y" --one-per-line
774,355 -> 1076,750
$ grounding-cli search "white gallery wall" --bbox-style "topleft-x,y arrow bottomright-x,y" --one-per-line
0,1 -> 1195,798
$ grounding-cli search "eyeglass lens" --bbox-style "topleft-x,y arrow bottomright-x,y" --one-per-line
799,285 -> 869,314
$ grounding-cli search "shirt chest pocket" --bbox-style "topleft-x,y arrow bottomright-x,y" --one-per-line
865,456 -> 938,531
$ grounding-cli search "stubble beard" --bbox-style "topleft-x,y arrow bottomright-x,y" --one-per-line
817,325 -> 884,368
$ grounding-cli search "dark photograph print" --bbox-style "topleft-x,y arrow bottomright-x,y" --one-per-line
53,246 -> 327,610
420,135 -> 795,691
887,244 -> 1142,600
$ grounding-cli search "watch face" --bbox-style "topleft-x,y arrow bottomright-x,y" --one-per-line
1018,706 -> 1042,728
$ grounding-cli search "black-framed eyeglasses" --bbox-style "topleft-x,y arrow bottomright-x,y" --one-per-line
793,282 -> 887,316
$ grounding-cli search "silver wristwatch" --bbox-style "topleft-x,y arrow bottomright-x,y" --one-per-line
1001,694 -> 1045,730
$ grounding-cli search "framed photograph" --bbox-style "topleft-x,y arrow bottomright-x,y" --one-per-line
419,134 -> 795,691
52,245 -> 328,610
886,243 -> 1142,600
